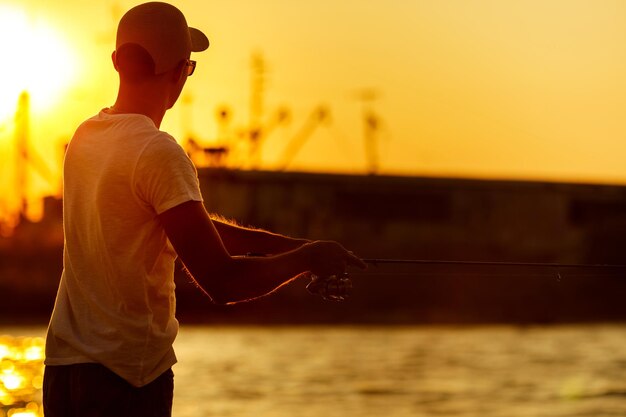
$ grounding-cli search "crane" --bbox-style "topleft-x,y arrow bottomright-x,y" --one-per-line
276,106 -> 330,171
14,91 -> 56,218
354,89 -> 383,175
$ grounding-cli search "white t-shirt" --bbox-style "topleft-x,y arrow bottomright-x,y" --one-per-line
45,110 -> 203,387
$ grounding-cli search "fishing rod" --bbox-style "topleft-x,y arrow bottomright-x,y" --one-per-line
361,258 -> 626,269
306,258 -> 626,302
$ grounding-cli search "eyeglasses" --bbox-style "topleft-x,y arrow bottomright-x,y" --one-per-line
185,59 -> 196,76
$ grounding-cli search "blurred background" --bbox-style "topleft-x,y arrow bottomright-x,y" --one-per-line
1,1 -> 626,416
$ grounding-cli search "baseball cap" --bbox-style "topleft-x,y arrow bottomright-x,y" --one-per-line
116,2 -> 209,74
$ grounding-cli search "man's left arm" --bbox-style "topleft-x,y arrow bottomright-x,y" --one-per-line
211,217 -> 310,256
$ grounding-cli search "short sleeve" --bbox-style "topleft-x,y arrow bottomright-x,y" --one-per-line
135,134 -> 203,214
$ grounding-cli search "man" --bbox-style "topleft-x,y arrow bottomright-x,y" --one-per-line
43,2 -> 364,416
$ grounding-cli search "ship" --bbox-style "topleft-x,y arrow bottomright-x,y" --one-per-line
3,164 -> 626,325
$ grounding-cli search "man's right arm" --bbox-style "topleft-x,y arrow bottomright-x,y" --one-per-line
158,200 -> 364,305
210,216 -> 310,256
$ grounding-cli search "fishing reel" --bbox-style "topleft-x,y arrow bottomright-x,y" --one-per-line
306,272 -> 352,302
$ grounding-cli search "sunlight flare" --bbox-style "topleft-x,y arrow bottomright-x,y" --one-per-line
0,5 -> 77,122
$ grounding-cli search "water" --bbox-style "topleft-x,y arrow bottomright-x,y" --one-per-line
173,325 -> 626,417
2,325 -> 626,417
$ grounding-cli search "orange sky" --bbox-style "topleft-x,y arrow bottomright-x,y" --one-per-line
1,0 -> 626,224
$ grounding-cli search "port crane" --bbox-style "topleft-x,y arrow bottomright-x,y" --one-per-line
181,52 -> 387,174
276,106 -> 330,171
14,92 -> 57,217
354,89 -> 384,175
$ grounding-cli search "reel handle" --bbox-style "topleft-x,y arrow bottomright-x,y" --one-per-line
306,272 -> 352,302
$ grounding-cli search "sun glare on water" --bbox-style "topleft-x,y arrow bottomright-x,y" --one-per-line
0,6 -> 77,122
0,335 -> 45,416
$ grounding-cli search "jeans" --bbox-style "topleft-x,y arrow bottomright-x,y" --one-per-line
43,363 -> 174,417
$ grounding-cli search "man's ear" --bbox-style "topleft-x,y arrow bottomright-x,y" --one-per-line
111,51 -> 119,72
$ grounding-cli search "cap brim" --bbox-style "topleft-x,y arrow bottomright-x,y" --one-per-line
189,27 -> 209,52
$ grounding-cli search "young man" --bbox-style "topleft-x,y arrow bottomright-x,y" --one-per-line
43,2 -> 364,416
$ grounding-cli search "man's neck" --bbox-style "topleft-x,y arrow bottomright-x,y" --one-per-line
112,84 -> 169,128
108,102 -> 165,128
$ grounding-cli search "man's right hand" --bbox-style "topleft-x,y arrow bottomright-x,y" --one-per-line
303,240 -> 367,278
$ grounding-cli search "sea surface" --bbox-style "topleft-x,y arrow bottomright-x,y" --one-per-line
1,324 -> 625,417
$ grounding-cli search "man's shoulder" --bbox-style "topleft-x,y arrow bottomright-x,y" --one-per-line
142,129 -> 184,155
74,111 -> 179,147
136,129 -> 190,169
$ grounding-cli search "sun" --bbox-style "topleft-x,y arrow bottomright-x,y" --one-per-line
0,5 -> 77,122
0,5 -> 78,230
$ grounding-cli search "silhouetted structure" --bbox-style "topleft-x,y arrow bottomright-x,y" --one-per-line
2,169 -> 626,324
197,168 -> 626,265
